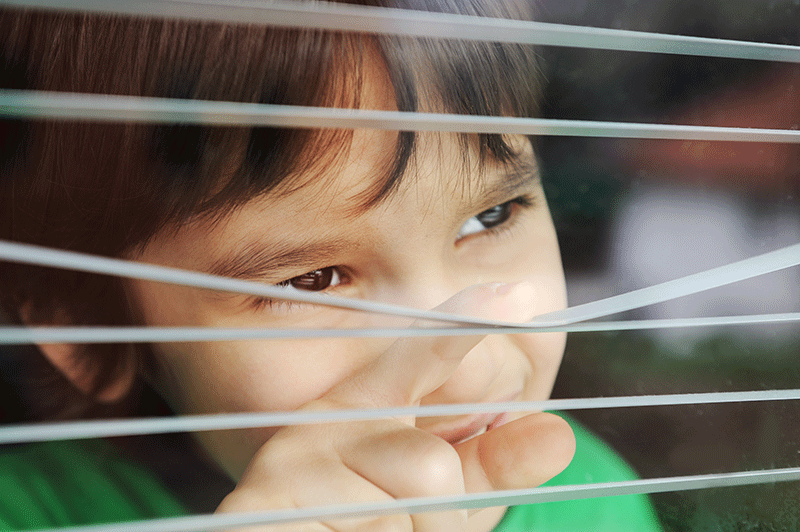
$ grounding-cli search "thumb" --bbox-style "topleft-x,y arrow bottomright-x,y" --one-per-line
326,281 -> 537,409
455,412 -> 575,496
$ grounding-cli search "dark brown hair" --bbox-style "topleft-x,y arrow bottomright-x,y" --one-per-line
0,0 -> 543,420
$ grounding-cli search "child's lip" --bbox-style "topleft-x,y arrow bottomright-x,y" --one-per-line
434,413 -> 500,445
427,393 -> 519,445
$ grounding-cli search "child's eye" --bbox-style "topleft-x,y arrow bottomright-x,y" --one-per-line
457,197 -> 530,239
279,267 -> 341,292
250,267 -> 342,312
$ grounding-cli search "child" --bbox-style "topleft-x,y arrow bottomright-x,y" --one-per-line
0,1 -> 661,530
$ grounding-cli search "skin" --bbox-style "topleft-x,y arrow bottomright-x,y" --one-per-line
120,124 -> 575,531
32,50 -> 575,530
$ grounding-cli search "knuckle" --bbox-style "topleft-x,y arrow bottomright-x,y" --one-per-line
412,438 -> 464,495
246,441 -> 290,480
216,486 -> 288,516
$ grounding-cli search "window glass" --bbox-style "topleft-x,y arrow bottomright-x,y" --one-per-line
540,1 -> 800,529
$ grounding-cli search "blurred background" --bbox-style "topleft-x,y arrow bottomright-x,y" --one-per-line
536,0 -> 800,529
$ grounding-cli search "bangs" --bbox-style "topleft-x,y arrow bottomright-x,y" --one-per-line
1,0 -> 542,254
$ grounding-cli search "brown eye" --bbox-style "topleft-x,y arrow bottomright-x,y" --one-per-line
475,201 -> 513,229
283,267 -> 339,291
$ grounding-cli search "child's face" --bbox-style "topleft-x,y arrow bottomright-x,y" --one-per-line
125,124 -> 567,480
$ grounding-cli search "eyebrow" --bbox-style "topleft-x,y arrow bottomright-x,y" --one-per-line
208,158 -> 539,282
455,157 -> 541,219
208,239 -> 350,282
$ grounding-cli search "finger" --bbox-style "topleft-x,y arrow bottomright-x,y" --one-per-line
455,412 -> 575,497
219,449 -> 411,532
328,281 -> 538,408
343,422 -> 468,531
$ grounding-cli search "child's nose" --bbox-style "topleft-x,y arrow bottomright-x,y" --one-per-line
384,280 -> 537,400
373,269 -> 466,318
423,336 -> 507,403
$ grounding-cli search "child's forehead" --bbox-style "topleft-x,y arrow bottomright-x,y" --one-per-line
252,130 -> 534,220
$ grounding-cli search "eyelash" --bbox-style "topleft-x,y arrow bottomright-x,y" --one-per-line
248,194 -> 535,312
250,298 -> 299,313
249,268 -> 345,313
250,296 -> 305,313
458,195 -> 535,242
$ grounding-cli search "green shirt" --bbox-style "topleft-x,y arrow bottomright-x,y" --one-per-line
0,439 -> 184,530
0,415 -> 661,531
494,414 -> 662,531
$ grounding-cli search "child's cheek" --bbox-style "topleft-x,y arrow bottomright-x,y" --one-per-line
239,337 -> 390,409
513,330 -> 568,402
187,336 -> 394,481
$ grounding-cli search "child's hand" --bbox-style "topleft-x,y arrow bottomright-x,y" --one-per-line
216,282 -> 576,531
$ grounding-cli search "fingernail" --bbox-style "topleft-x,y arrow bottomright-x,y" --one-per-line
494,281 -> 524,295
